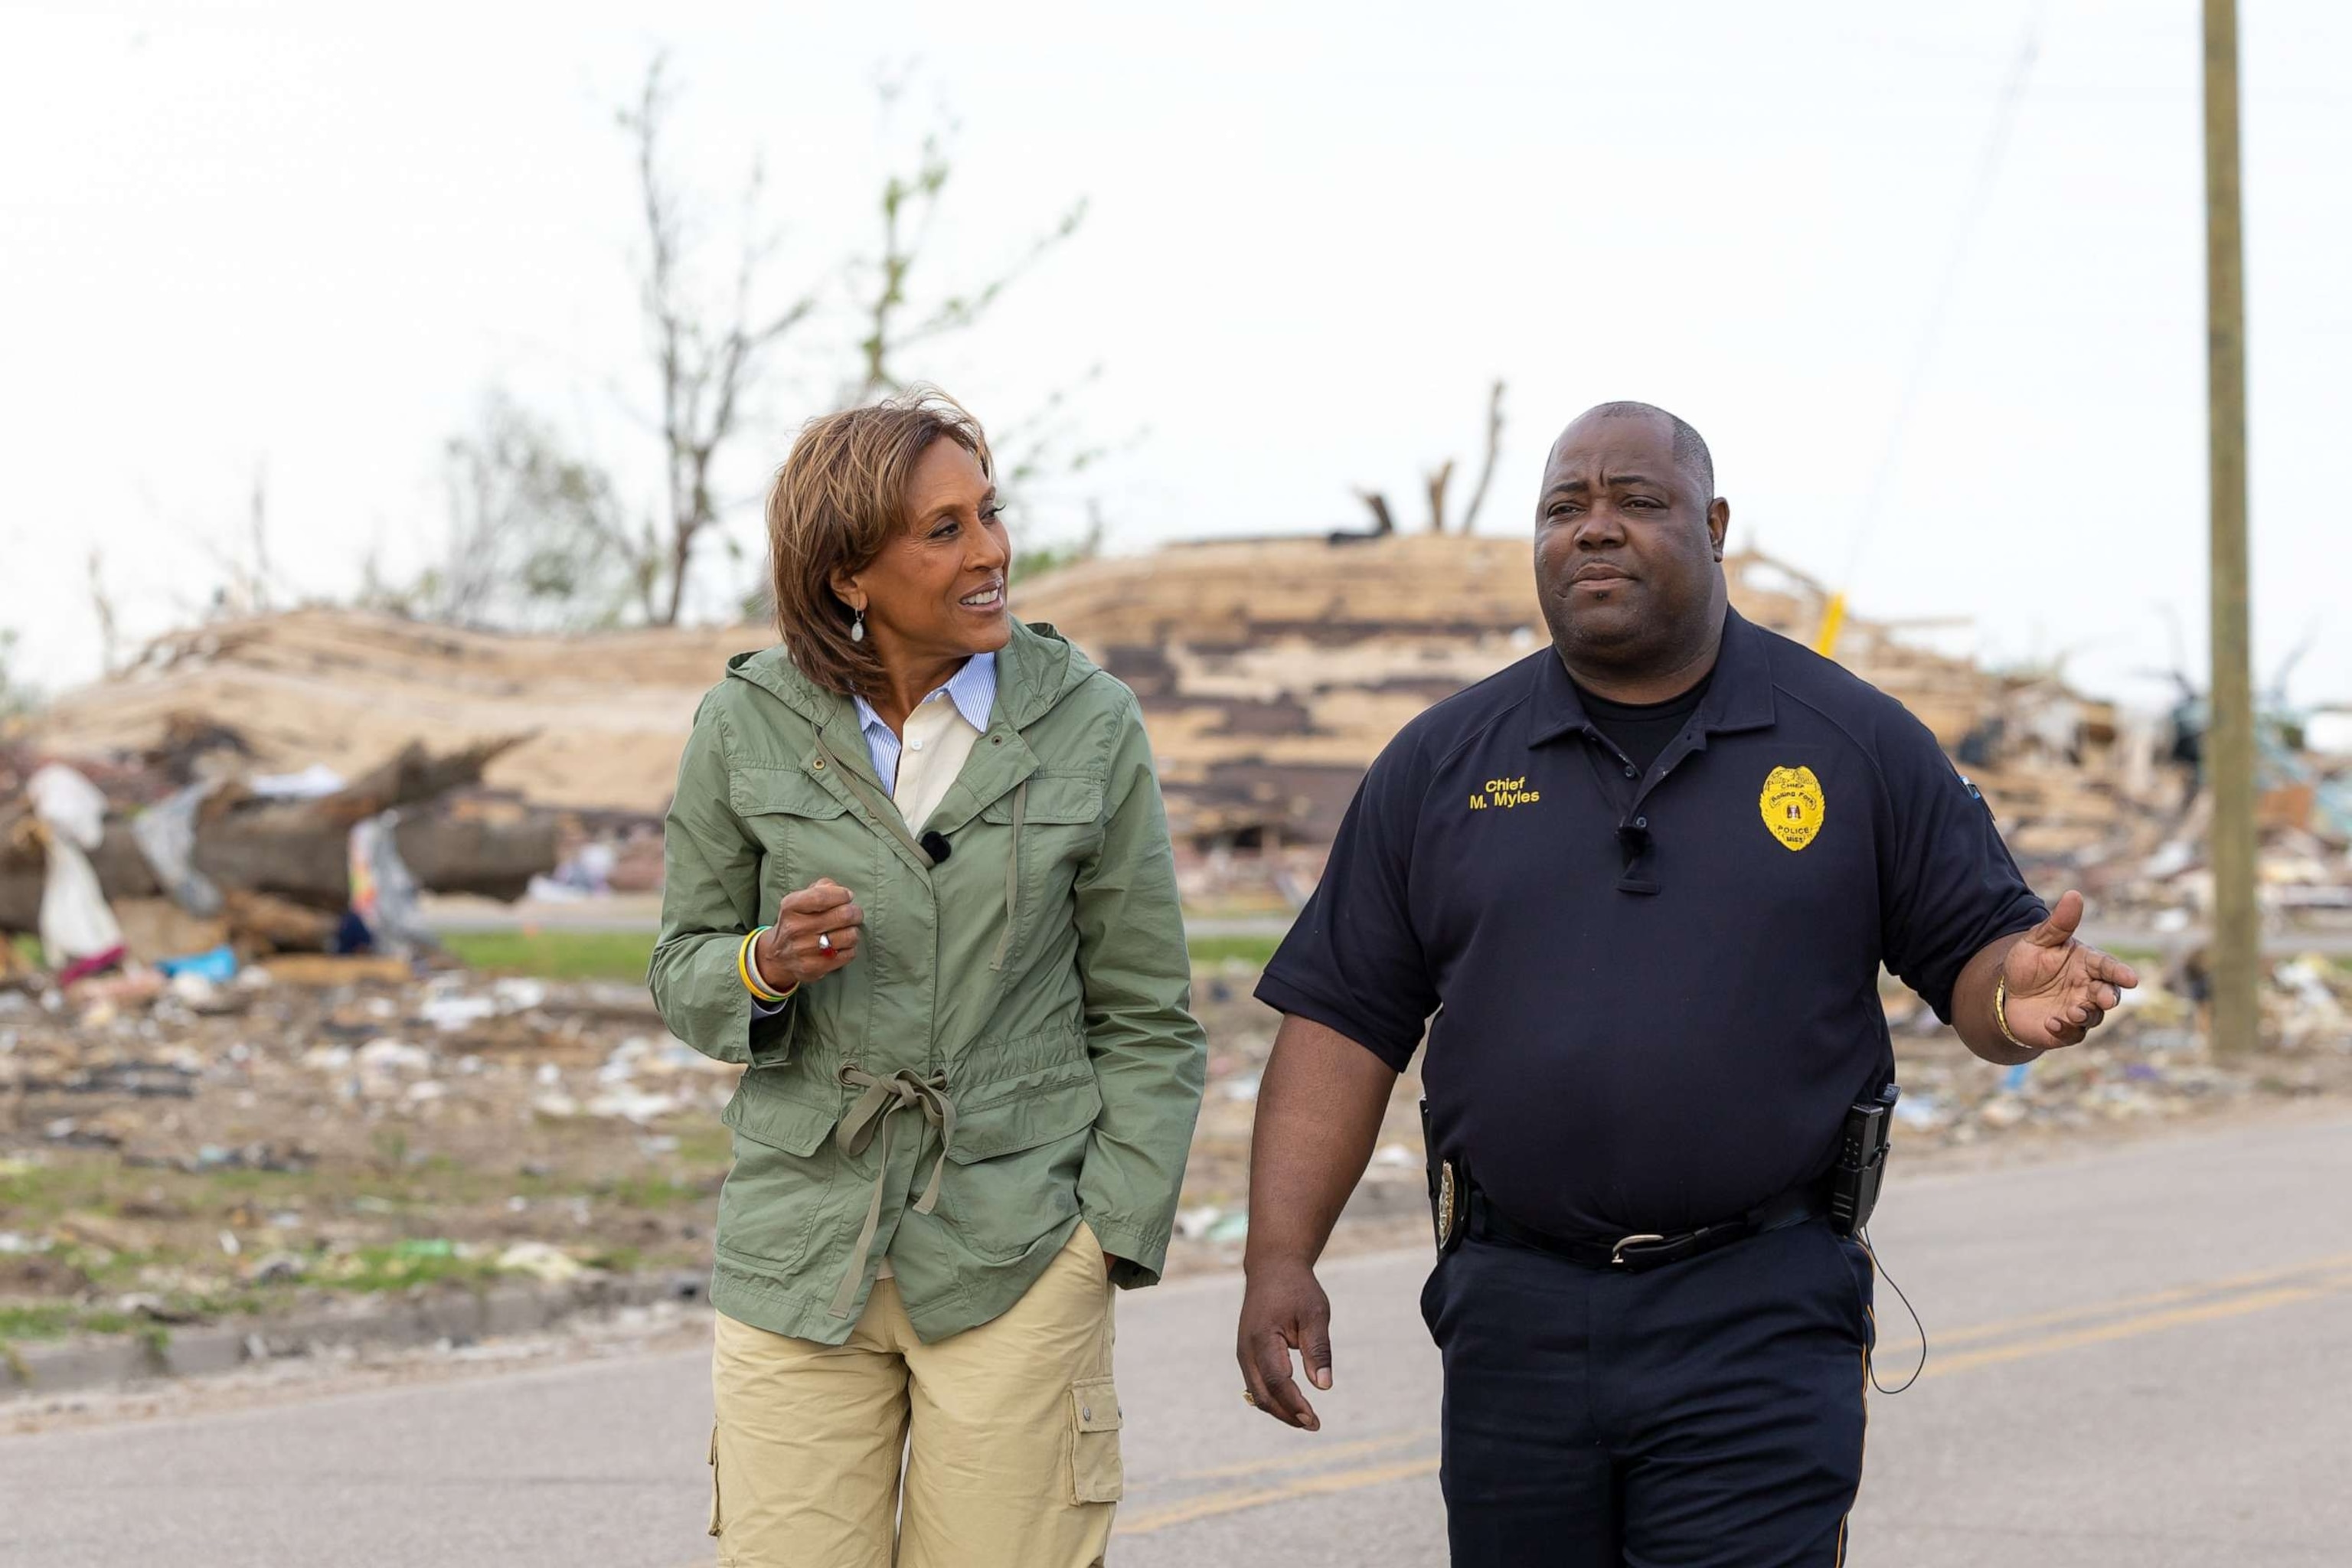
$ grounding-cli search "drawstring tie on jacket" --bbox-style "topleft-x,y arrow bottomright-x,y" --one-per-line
828,1065 -> 957,1318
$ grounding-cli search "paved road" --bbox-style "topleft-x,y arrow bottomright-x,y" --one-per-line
7,1112 -> 2350,1566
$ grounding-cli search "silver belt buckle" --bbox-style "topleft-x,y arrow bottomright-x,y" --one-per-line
1609,1233 -> 1665,1267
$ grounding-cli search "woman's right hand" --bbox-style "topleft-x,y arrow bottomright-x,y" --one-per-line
753,877 -> 864,991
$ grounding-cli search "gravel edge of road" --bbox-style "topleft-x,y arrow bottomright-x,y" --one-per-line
11,1093 -> 2348,1415
1,1269 -> 705,1399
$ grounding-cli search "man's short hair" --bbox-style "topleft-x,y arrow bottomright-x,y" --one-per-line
1585,400 -> 1715,500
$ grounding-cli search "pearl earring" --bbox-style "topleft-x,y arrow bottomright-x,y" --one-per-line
851,608 -> 866,644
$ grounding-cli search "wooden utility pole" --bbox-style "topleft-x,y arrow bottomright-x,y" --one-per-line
2203,0 -> 2259,1056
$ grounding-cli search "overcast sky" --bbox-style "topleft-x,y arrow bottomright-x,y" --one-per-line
5,0 -> 2347,712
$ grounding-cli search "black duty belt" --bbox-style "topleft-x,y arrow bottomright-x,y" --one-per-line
1466,1182 -> 1829,1274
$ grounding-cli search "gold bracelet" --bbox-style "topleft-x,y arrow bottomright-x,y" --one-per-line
1992,972 -> 2030,1050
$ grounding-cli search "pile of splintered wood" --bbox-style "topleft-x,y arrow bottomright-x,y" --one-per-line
0,718 -> 557,956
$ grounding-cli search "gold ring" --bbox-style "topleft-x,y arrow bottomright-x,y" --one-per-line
1240,1390 -> 1257,1406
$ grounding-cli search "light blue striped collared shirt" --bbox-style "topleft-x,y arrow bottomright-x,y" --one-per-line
849,652 -> 998,792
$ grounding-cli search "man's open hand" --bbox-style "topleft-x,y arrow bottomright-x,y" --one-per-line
2000,890 -> 2140,1049
1236,1259 -> 1333,1431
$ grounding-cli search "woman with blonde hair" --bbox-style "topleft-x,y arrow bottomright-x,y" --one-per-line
652,387 -> 1205,1566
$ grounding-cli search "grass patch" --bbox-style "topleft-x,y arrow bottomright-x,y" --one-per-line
439,928 -> 655,982
425,923 -> 2224,990
0,1303 -> 145,1344
581,1243 -> 644,1273
1189,934 -> 1281,969
312,1243 -> 503,1294
59,1246 -> 165,1292
670,1122 -> 736,1169
443,924 -> 1285,982
0,1158 -> 118,1225
0,1303 -> 83,1341
606,1171 -> 713,1210
0,1287 -> 309,1344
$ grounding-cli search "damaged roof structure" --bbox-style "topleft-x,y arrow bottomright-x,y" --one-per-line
1014,534 -> 2193,885
27,612 -> 749,818
19,533 -> 2348,924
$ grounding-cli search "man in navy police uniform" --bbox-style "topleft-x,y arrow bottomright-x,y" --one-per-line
1233,402 -> 2139,1566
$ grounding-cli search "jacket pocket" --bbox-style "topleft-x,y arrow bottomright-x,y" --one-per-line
729,766 -> 873,1051
937,1065 -> 1102,1261
949,1060 -> 1102,1163
980,774 -> 1105,969
730,766 -> 848,901
1067,1375 -> 1125,1504
714,1077 -> 840,1272
980,773 -> 1103,828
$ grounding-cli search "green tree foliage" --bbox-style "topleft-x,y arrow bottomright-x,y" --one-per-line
365,394 -> 639,632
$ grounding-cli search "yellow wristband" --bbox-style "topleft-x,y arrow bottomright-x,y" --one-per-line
1992,972 -> 2030,1050
736,931 -> 772,999
738,928 -> 795,1004
739,930 -> 792,1002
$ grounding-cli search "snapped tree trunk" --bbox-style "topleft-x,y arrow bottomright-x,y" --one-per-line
0,737 -> 560,942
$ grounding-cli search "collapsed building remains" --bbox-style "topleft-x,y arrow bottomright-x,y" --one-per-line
1013,534 -> 2274,913
16,534 -> 2349,924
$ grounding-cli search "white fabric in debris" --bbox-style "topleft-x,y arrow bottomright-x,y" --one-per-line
39,838 -> 122,963
28,763 -> 108,850
131,779 -> 226,916
28,764 -> 124,963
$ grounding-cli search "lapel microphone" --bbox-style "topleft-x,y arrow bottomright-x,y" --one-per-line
920,830 -> 952,864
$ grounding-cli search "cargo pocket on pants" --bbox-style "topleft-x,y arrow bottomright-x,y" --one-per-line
707,1426 -> 724,1539
1068,1376 -> 1124,1504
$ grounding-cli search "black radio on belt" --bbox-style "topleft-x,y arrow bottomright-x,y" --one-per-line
1828,1083 -> 1900,1236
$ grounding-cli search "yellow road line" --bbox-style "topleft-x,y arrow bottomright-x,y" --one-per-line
1165,1426 -> 1436,1484
1873,1247 -> 2352,1359
1114,1252 -> 2352,1537
1924,1272 -> 2352,1379
1116,1456 -> 1443,1536
679,1251 -> 2352,1559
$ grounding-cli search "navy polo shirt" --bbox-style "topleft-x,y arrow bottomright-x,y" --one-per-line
1256,608 -> 2043,1240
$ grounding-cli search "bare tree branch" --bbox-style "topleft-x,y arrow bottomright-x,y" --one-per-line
1354,489 -> 1396,537
987,365 -> 1132,493
1458,379 -> 1507,535
248,466 -> 274,609
1423,459 -> 1455,534
417,58 -> 1096,632
614,52 -> 819,624
188,467 -> 286,622
900,198 -> 1089,351
86,550 -> 122,676
851,118 -> 1086,403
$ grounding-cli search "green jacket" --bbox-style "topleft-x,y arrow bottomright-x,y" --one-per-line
650,621 -> 1207,1344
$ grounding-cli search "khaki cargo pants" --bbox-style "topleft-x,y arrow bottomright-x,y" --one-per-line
708,1223 -> 1122,1568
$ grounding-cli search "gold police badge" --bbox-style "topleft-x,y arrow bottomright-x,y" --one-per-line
1759,766 -> 1826,851
1432,1158 -> 1464,1253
